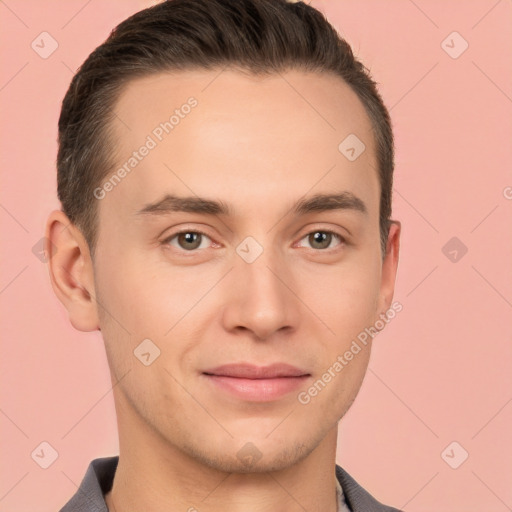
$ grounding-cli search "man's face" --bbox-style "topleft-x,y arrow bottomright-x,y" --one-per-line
91,69 -> 398,472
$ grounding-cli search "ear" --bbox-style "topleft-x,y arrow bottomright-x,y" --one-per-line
376,220 -> 401,316
44,209 -> 100,332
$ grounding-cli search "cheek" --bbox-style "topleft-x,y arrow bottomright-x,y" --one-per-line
299,254 -> 381,345
94,248 -> 175,330
94,255 -> 189,406
94,250 -> 210,370
93,252 -> 166,371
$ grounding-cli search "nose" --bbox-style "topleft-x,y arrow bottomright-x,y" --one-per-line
221,243 -> 301,341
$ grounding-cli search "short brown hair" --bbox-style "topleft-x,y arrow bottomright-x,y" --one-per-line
57,0 -> 394,259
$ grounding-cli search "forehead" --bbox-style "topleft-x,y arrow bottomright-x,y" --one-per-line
112,68 -> 375,149
101,68 -> 378,222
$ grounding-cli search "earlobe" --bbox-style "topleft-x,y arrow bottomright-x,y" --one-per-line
45,209 -> 100,332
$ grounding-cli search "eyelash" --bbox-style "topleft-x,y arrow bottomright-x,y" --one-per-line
161,227 -> 347,253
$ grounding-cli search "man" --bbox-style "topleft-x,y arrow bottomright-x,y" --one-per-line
46,0 -> 402,510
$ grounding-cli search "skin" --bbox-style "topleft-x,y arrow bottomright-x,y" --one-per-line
46,68 -> 400,512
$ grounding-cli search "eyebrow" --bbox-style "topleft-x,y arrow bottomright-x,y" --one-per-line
134,191 -> 367,218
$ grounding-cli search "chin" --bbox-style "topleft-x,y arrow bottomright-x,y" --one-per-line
181,435 -> 315,474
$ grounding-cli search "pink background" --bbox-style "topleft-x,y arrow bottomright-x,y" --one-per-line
1,1 -> 511,510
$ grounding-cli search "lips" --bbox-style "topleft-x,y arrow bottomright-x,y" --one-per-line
203,362 -> 310,379
202,363 -> 311,402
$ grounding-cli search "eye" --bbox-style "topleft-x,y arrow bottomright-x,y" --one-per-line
296,230 -> 346,251
163,230 -> 213,251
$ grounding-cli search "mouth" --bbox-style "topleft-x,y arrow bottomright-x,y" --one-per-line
202,363 -> 311,402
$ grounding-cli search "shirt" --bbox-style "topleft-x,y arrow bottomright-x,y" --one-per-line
59,456 -> 402,512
